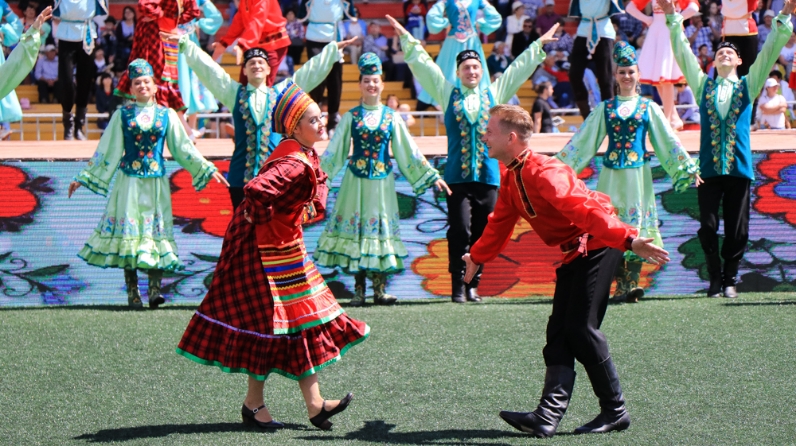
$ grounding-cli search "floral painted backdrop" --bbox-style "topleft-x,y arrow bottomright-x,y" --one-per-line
2,151 -> 796,306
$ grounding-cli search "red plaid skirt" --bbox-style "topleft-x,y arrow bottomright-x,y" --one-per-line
115,21 -> 186,111
176,206 -> 370,381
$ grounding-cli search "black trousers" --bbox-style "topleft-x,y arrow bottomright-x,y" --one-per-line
306,40 -> 342,130
37,79 -> 61,103
543,247 -> 622,368
446,182 -> 498,284
229,187 -> 245,210
697,175 -> 751,263
58,40 -> 93,112
722,35 -> 758,78
569,37 -> 614,115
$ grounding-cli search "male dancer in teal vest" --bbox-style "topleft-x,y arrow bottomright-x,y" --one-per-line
661,0 -> 795,297
386,15 -> 557,302
162,31 -> 357,208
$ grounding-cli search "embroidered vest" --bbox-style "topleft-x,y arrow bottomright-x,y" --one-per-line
118,104 -> 169,178
443,87 -> 500,186
230,84 -> 275,187
347,106 -> 395,180
699,77 -> 754,180
603,97 -> 650,169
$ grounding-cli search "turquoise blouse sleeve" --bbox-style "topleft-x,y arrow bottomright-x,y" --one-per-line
1,9 -> 22,46
425,1 -> 449,34
197,0 -> 223,35
165,109 -> 218,191
477,1 -> 503,35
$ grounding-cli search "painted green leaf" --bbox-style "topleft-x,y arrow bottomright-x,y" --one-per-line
397,192 -> 417,219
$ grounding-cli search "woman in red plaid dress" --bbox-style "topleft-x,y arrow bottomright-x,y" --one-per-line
177,78 -> 369,431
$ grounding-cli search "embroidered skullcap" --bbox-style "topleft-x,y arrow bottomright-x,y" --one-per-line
612,41 -> 637,67
128,59 -> 154,79
273,80 -> 314,136
456,49 -> 481,67
716,41 -> 740,58
358,52 -> 383,75
243,47 -> 269,65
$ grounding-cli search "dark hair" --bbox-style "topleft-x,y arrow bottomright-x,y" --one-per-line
698,44 -> 708,50
123,6 -> 136,22
534,81 -> 552,94
105,16 -> 117,24
524,18 -> 534,25
770,69 -> 783,79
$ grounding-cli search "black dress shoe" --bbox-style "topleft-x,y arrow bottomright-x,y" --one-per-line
241,404 -> 284,429
465,286 -> 482,302
573,411 -> 630,434
499,411 -> 556,438
625,287 -> 644,303
309,392 -> 353,430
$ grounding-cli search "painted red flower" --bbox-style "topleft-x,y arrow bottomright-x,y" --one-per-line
170,161 -> 233,237
0,165 -> 52,232
754,153 -> 796,227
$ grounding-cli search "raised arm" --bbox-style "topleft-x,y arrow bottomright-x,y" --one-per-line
477,1 -> 503,35
72,111 -> 124,196
197,0 -> 224,35
165,109 -> 223,191
0,7 -> 49,99
468,174 -> 521,265
555,102 -> 608,173
319,112 -> 354,182
493,24 -> 556,103
747,10 -> 795,100
663,3 -> 707,104
0,4 -> 22,46
290,40 -> 346,93
391,115 -> 442,195
387,14 -> 453,108
425,0 -> 449,34
646,102 -> 699,192
174,33 -> 239,108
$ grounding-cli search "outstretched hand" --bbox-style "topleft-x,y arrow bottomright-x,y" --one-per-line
212,171 -> 230,187
385,14 -> 409,37
694,173 -> 704,187
782,0 -> 796,16
656,0 -> 677,15
538,23 -> 560,46
435,179 -> 452,196
462,254 -> 480,283
67,181 -> 81,198
631,237 -> 670,265
32,6 -> 53,31
337,36 -> 359,50
211,42 -> 227,62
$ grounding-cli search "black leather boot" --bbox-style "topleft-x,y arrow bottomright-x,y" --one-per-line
705,252 -> 723,297
451,273 -> 465,303
576,100 -> 592,120
75,107 -> 88,140
124,269 -> 143,309
722,260 -> 739,298
63,112 -> 75,141
499,366 -> 576,438
350,270 -> 367,307
372,273 -> 397,305
148,269 -> 165,309
574,357 -> 630,435
465,265 -> 482,302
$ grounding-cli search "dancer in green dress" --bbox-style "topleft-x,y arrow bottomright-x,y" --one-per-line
68,59 -> 229,309
0,6 -> 50,99
314,53 -> 450,306
556,41 -> 700,302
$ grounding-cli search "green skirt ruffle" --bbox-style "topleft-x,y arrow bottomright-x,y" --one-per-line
313,173 -> 407,273
78,173 -> 183,271
596,164 -> 662,261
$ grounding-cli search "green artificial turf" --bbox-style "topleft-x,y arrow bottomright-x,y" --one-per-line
1,294 -> 795,445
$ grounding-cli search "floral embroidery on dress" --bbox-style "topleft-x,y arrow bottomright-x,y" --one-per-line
324,210 -> 402,238
704,78 -> 743,175
119,105 -> 169,178
602,97 -> 649,169
239,86 -> 274,183
452,87 -> 491,180
347,106 -> 395,179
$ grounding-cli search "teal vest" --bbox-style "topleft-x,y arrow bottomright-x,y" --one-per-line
347,106 -> 395,179
699,77 -> 754,180
119,105 -> 168,178
443,87 -> 500,186
229,84 -> 276,187
602,97 -> 650,169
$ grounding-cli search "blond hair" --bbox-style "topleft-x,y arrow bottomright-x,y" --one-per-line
489,104 -> 533,141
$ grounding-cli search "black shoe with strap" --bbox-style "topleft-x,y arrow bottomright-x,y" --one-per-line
705,252 -> 723,297
465,284 -> 482,302
309,393 -> 353,431
451,274 -> 465,303
574,357 -> 631,435
499,366 -> 576,438
241,404 -> 284,429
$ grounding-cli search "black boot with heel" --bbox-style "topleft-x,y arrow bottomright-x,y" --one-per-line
499,366 -> 576,438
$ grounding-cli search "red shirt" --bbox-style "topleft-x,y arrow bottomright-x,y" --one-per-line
220,0 -> 290,51
470,149 -> 638,266
139,0 -> 199,32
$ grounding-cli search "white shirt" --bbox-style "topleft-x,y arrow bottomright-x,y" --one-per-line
757,92 -> 787,129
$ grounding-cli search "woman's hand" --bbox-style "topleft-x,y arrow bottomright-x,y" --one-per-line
32,6 -> 53,31
538,24 -> 560,46
212,171 -> 230,187
694,173 -> 704,187
385,14 -> 410,37
435,179 -> 452,196
67,181 -> 81,198
337,36 -> 359,50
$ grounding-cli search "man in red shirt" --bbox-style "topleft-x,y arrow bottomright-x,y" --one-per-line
463,105 -> 669,438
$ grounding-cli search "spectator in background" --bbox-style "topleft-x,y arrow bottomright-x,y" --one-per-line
779,31 -> 796,79
706,2 -> 723,48
759,10 -> 776,51
286,9 -> 305,64
506,1 -> 530,50
520,0 -> 544,20
532,81 -> 554,133
543,19 -> 573,52
339,6 -> 366,63
535,0 -> 561,35
487,41 -> 512,74
615,3 -> 644,47
511,18 -> 539,58
35,44 -> 60,103
94,72 -> 114,130
686,16 -> 714,57
766,0 -> 785,17
770,69 -> 795,106
675,82 -> 699,123
363,22 -> 394,79
405,0 -> 428,41
114,6 -> 135,73
611,16 -> 629,43
757,77 -> 788,129
21,1 -> 51,49
99,16 -> 117,67
696,44 -> 713,72
386,93 -> 416,126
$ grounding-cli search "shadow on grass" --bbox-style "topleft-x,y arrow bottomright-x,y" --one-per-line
0,304 -> 199,312
297,420 -> 577,445
73,422 -> 308,442
722,300 -> 796,307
